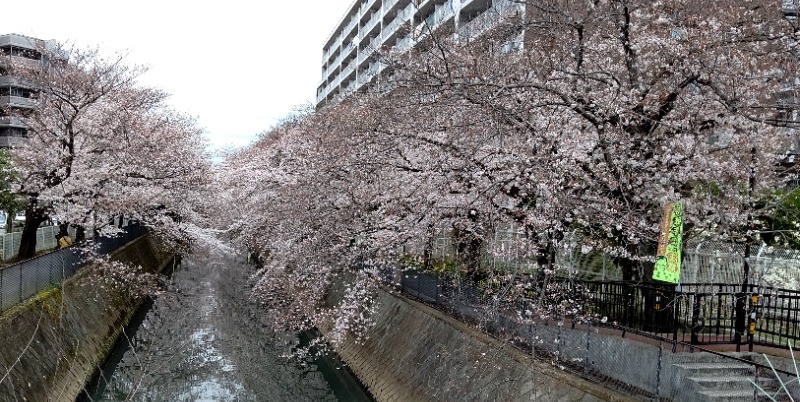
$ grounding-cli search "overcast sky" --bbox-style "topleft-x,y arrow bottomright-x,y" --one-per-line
3,0 -> 354,152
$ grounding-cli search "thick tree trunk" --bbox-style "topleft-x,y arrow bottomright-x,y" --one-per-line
17,204 -> 47,260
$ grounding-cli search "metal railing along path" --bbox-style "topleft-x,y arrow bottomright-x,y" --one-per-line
0,223 -> 147,312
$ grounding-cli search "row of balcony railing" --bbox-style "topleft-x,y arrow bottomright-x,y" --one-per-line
342,59 -> 357,81
783,0 -> 798,15
381,0 -> 399,17
325,0 -> 413,65
383,7 -> 413,44
430,3 -> 455,28
457,0 -> 523,40
0,116 -> 26,127
320,0 -> 523,106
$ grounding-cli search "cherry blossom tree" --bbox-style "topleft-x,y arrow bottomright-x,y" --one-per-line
214,0 -> 800,339
381,0 -> 800,278
2,46 -> 214,258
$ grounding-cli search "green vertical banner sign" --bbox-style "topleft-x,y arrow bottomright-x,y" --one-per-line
652,202 -> 684,284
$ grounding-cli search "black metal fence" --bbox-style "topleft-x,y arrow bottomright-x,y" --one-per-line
0,223 -> 147,312
400,271 -> 800,351
387,270 -> 800,401
573,281 -> 800,351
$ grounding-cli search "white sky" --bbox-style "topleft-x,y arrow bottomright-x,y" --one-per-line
3,0 -> 354,153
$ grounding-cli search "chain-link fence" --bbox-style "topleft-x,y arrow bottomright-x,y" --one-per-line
0,225 -> 66,261
406,227 -> 800,289
683,242 -> 800,289
0,222 -> 147,312
390,270 -> 800,401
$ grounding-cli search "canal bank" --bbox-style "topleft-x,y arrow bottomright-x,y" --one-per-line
327,289 -> 637,402
0,234 -> 173,402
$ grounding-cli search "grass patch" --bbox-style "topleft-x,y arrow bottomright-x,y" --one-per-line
0,282 -> 63,322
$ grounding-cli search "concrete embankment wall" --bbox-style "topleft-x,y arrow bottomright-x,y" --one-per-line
0,235 -> 173,402
331,289 -> 636,402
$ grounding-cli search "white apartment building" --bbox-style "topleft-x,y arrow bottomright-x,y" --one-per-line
0,34 -> 58,148
317,0 -> 525,108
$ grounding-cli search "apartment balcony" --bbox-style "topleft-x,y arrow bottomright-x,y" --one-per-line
361,34 -> 384,64
0,135 -> 26,148
357,48 -> 368,66
342,79 -> 357,95
0,96 -> 36,109
360,11 -> 382,45
317,80 -> 336,105
342,40 -> 357,62
0,116 -> 26,128
323,44 -> 342,69
316,87 -> 328,105
323,63 -> 337,83
0,76 -> 28,87
0,34 -> 38,49
332,52 -> 343,70
784,0 -> 798,16
344,15 -> 359,38
369,35 -> 382,53
457,0 -> 522,40
395,35 -> 414,52
360,0 -> 378,18
361,61 -> 386,83
416,0 -> 434,11
342,60 -> 357,82
381,0 -> 400,17
430,3 -> 455,28
333,71 -> 344,90
459,0 -> 490,12
323,45 -> 334,64
382,9 -> 411,44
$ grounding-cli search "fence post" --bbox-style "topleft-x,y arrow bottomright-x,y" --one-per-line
436,276 -> 440,304
18,262 -> 23,305
734,291 -> 745,352
747,289 -> 757,353
557,321 -> 563,362
529,323 -> 534,357
673,291 -> 680,343
691,292 -> 700,345
585,321 -> 591,375
655,342 -> 663,401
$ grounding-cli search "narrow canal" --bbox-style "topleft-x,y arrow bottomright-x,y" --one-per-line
81,255 -> 372,401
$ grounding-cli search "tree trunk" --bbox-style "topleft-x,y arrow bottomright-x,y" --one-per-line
17,204 -> 47,260
422,226 -> 435,272
454,225 -> 484,278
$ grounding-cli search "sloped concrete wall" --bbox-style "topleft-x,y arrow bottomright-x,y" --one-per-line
0,235 -> 173,402
332,290 -> 636,402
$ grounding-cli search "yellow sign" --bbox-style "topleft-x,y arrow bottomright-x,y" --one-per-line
652,203 -> 683,284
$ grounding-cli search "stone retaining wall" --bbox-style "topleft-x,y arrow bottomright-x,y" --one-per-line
0,234 -> 173,402
331,289 -> 637,402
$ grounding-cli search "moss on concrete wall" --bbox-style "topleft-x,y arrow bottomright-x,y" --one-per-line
0,234 -> 173,402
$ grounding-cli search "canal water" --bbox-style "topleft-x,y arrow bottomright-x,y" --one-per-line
82,255 -> 372,402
